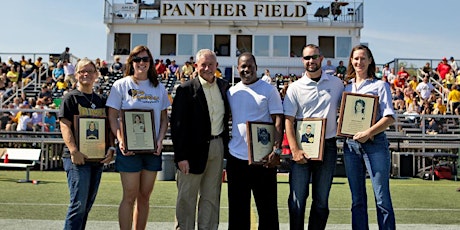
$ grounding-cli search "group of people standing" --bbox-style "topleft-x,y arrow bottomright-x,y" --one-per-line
60,46 -> 170,230
59,44 -> 396,230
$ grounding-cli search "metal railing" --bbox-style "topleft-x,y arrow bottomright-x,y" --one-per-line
1,69 -> 42,107
1,107 -> 459,171
0,53 -> 79,107
391,113 -> 459,135
385,57 -> 455,113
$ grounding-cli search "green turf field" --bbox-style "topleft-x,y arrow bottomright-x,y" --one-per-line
0,170 -> 459,225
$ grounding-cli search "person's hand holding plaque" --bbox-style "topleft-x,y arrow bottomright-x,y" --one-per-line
70,149 -> 88,165
154,139 -> 163,156
292,149 -> 308,164
353,129 -> 374,143
303,150 -> 314,161
100,147 -> 116,164
118,138 -> 135,156
262,152 -> 280,168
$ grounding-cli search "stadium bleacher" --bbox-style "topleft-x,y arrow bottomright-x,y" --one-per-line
1,55 -> 459,178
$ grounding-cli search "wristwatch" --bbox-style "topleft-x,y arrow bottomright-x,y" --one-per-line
274,148 -> 282,156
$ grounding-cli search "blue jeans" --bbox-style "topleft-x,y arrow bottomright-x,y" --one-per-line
63,157 -> 103,230
288,138 -> 337,230
343,133 -> 396,230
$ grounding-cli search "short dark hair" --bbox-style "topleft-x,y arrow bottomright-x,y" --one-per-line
237,52 -> 257,66
302,44 -> 321,55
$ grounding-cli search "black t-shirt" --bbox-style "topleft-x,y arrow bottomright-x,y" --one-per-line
422,66 -> 432,74
1,66 -> 8,75
39,90 -> 52,99
99,66 -> 109,76
0,113 -> 9,130
23,63 -> 38,76
59,90 -> 107,158
336,66 -> 347,75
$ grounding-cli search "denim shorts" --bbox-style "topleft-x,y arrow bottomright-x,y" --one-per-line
115,148 -> 162,172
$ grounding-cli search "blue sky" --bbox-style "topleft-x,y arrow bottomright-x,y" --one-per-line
0,0 -> 458,64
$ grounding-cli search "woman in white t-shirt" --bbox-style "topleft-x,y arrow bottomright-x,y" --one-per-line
261,69 -> 272,84
106,45 -> 170,230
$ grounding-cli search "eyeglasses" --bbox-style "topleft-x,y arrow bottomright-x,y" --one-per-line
77,70 -> 96,74
303,54 -> 320,60
132,56 -> 150,63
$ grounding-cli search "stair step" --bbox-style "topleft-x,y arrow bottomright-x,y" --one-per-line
24,91 -> 39,98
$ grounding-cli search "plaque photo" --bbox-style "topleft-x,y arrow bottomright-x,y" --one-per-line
295,118 -> 326,161
337,92 -> 378,138
121,109 -> 156,154
74,116 -> 107,161
246,121 -> 275,165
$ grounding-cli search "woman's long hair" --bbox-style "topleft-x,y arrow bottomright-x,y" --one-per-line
125,45 -> 159,87
346,44 -> 376,82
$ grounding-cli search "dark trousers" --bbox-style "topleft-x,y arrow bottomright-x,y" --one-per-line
226,154 -> 279,230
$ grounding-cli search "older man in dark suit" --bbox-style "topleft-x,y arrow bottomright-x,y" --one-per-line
171,49 -> 230,230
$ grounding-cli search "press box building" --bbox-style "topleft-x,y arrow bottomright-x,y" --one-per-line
103,0 -> 364,79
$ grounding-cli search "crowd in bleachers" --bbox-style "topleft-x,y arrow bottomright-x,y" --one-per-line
2,51 -> 460,136
381,57 -> 460,134
0,51 -> 202,134
0,53 -> 56,133
0,49 -> 119,133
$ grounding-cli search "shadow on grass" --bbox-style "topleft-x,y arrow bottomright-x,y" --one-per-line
390,176 -> 414,180
332,181 -> 346,184
0,177 -> 62,184
0,178 -> 25,183
276,181 -> 347,185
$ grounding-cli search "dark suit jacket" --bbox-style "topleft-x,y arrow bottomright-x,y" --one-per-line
171,77 -> 230,174
301,133 -> 314,143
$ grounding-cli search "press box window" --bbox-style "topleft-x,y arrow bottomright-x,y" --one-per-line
336,37 -> 352,58
114,33 -> 130,55
291,36 -> 306,57
254,35 -> 269,57
178,34 -> 193,56
132,34 -> 148,50
319,36 -> 335,58
237,35 -> 252,55
161,34 -> 176,56
197,35 -> 213,51
215,35 -> 230,56
273,36 -> 289,57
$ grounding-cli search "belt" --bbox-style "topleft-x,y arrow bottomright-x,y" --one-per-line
210,133 -> 222,140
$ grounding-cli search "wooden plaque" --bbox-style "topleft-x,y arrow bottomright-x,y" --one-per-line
295,118 -> 326,161
246,121 -> 275,165
121,109 -> 156,154
74,116 -> 108,161
337,92 -> 378,138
